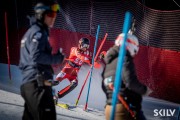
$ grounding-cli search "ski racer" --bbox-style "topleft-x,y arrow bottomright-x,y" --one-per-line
55,38 -> 92,101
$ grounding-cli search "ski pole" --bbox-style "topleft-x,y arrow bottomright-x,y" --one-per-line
84,25 -> 100,111
75,33 -> 108,106
110,11 -> 132,120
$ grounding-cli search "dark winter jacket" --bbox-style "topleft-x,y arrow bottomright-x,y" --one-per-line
19,21 -> 64,85
102,45 -> 147,111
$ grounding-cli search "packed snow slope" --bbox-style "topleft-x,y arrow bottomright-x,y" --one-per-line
0,63 -> 180,120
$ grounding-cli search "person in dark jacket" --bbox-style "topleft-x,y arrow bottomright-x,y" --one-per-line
102,19 -> 152,120
19,1 -> 64,120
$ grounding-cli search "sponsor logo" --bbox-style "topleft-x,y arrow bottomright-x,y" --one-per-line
154,109 -> 176,117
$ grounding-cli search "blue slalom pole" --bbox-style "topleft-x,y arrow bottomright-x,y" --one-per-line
84,25 -> 100,111
110,11 -> 132,120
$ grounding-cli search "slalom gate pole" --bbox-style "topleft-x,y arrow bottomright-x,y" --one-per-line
75,71 -> 90,106
5,12 -> 11,80
75,33 -> 108,106
94,33 -> 108,60
84,25 -> 100,111
110,11 -> 132,120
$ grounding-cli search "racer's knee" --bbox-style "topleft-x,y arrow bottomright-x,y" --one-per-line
56,71 -> 66,81
71,79 -> 78,88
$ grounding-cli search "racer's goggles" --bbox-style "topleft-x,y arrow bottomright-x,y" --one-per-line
81,44 -> 89,49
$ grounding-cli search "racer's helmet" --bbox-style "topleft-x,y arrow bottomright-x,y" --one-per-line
78,38 -> 90,50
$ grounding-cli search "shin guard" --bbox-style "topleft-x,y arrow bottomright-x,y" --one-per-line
58,80 -> 78,98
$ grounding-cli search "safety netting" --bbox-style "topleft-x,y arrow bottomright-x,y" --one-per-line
1,0 -> 180,103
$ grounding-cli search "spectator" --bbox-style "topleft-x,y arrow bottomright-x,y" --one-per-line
19,1 -> 64,120
102,18 -> 152,120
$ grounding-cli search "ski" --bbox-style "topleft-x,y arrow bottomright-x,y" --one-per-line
56,103 -> 69,109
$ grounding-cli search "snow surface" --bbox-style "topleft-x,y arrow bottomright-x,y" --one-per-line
0,89 -> 105,120
0,63 -> 180,120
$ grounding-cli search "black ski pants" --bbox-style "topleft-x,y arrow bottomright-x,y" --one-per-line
20,80 -> 56,120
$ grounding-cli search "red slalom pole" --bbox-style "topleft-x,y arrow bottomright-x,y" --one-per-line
5,12 -> 11,80
94,33 -> 108,60
75,33 -> 108,106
